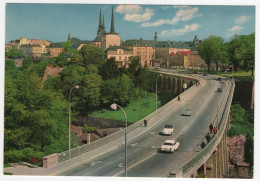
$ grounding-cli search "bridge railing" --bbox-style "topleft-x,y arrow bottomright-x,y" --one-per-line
58,73 -> 199,163
180,80 -> 235,176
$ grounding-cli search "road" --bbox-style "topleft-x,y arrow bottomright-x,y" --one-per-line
60,73 -> 231,177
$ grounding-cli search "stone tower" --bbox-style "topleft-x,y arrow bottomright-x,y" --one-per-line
93,9 -> 106,42
154,32 -> 158,41
110,7 -> 116,34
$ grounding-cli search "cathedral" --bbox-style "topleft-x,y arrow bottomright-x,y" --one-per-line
92,7 -> 120,49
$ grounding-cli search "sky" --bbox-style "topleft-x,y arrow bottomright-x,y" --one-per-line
5,4 -> 255,43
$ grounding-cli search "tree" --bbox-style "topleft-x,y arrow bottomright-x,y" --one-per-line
101,78 -> 119,104
62,41 -> 72,55
80,44 -> 105,67
228,33 -> 255,75
56,52 -> 67,67
22,56 -> 33,70
128,56 -> 141,76
198,36 -> 228,72
79,65 -> 103,111
99,57 -> 119,79
5,49 -> 23,59
117,74 -> 134,106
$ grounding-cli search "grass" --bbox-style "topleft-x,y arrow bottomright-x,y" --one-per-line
4,172 -> 13,175
89,93 -> 161,124
4,164 -> 12,168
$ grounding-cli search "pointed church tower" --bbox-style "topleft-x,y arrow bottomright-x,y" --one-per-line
68,33 -> 71,42
110,7 -> 116,34
93,9 -> 106,44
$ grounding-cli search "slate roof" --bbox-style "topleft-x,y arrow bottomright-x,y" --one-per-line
122,39 -> 190,49
107,45 -> 132,51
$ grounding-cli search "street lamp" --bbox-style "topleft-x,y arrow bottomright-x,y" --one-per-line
110,103 -> 127,177
69,85 -> 79,159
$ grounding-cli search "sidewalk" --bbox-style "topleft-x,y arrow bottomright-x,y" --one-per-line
4,73 -> 204,176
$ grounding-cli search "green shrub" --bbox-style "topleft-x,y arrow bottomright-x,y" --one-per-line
82,125 -> 98,133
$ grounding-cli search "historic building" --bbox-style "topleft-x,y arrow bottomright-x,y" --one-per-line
92,8 -> 121,50
106,46 -> 132,67
92,10 -> 106,48
169,50 -> 206,68
122,39 -> 155,66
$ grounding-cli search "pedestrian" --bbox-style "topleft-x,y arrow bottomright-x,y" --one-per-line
201,141 -> 206,149
178,96 -> 180,101
209,123 -> 213,134
213,127 -> 217,135
144,119 -> 147,127
206,133 -> 211,143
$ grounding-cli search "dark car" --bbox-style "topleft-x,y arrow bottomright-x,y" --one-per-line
217,77 -> 222,81
203,73 -> 207,76
217,88 -> 222,92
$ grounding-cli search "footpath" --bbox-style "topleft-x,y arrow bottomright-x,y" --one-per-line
4,73 -> 204,176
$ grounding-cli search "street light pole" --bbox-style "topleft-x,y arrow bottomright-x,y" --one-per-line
110,103 -> 127,177
69,85 -> 79,159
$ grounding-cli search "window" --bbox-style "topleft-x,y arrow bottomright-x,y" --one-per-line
119,56 -> 121,60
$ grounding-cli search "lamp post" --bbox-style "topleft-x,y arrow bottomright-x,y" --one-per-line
110,103 -> 127,177
69,85 -> 79,159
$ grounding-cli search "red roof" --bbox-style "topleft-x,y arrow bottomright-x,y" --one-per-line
178,51 -> 193,56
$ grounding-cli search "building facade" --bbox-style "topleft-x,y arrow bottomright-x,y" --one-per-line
106,46 -> 132,67
170,51 -> 206,68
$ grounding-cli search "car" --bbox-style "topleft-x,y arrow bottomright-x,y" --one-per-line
203,73 -> 207,76
217,77 -> 222,81
181,108 -> 191,116
160,140 -> 180,153
161,125 -> 174,135
217,88 -> 222,92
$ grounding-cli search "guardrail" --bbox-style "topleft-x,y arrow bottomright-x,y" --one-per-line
58,72 -> 199,163
179,80 -> 235,177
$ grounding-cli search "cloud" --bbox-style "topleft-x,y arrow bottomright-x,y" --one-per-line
141,7 -> 202,27
116,5 -> 142,14
226,25 -> 244,37
116,5 -> 154,22
229,25 -> 244,32
124,8 -> 154,22
161,24 -> 200,37
235,15 -> 250,24
173,5 -> 190,9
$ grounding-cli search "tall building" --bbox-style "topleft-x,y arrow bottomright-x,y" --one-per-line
101,7 -> 121,49
92,9 -> 107,48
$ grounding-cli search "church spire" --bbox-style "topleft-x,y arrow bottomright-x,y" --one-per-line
68,33 -> 71,42
99,9 -> 102,26
103,15 -> 105,26
110,7 -> 115,33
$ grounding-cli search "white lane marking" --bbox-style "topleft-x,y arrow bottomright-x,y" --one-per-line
150,131 -> 155,135
131,143 -> 138,147
113,152 -> 157,176
118,163 -> 123,167
90,161 -> 101,166
152,146 -> 156,149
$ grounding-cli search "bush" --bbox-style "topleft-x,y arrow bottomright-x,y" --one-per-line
82,125 -> 98,133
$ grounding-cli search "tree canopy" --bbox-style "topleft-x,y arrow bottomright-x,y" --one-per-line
198,36 -> 229,72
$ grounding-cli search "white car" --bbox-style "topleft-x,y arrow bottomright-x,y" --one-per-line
161,125 -> 174,135
181,108 -> 191,116
160,140 -> 180,153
